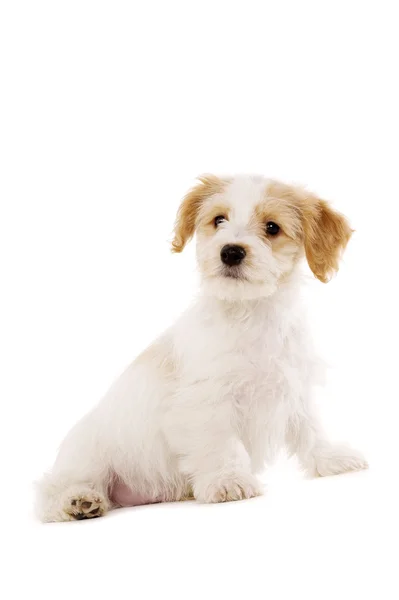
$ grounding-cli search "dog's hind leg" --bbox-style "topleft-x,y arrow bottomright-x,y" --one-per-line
36,475 -> 110,522
35,413 -> 112,522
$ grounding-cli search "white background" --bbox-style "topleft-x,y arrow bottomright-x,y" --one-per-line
1,1 -> 398,599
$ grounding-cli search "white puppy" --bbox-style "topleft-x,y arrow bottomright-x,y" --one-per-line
36,175 -> 367,522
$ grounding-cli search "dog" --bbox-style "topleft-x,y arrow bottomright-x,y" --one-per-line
36,174 -> 367,522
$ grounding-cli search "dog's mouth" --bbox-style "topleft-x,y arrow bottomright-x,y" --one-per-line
221,267 -> 246,281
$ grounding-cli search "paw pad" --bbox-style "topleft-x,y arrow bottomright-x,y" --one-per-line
65,493 -> 106,520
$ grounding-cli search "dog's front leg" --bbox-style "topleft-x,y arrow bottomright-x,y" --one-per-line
165,396 -> 262,503
287,401 -> 368,477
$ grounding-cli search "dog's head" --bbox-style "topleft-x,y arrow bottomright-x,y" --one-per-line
172,175 -> 352,300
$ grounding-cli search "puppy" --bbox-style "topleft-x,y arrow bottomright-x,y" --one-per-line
36,174 -> 367,522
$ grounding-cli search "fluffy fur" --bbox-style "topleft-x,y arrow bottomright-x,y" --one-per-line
36,174 -> 366,522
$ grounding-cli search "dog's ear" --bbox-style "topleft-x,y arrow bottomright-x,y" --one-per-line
171,174 -> 225,252
301,194 -> 352,283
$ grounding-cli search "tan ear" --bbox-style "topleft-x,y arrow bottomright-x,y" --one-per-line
302,196 -> 352,283
171,174 -> 225,252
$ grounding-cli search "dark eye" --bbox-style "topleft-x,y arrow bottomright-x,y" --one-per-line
266,221 -> 280,236
214,215 -> 226,227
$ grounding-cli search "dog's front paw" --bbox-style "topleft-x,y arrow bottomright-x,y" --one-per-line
194,473 -> 262,503
64,489 -> 108,521
315,445 -> 368,477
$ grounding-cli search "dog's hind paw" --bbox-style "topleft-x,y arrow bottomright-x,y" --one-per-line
64,489 -> 108,521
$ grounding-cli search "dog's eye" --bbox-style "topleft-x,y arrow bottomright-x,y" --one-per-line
214,215 -> 226,227
266,221 -> 280,236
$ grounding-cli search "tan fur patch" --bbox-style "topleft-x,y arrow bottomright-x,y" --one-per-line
252,198 -> 303,242
196,201 -> 231,238
265,180 -> 352,282
171,175 -> 228,252
135,339 -> 177,378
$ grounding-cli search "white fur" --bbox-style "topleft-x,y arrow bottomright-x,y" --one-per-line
36,176 -> 367,522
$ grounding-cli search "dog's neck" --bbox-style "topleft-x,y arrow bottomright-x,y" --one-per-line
197,269 -> 304,328
202,266 -> 302,304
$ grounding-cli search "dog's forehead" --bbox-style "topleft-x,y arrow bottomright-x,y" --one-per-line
223,176 -> 269,222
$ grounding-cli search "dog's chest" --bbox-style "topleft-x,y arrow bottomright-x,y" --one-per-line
179,303 -> 306,392
174,297 -> 314,467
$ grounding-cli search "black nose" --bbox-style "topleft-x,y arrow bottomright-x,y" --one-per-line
220,244 -> 246,266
